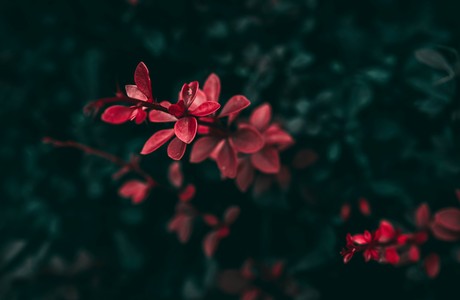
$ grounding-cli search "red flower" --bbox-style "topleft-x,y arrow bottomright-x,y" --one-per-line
143,81 -> 221,160
202,206 -> 240,257
101,62 -> 153,124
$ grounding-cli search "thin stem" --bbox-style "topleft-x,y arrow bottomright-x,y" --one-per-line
42,137 -> 156,186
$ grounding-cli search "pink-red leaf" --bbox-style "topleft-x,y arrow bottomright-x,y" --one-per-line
101,105 -> 133,124
149,110 -> 177,122
430,222 -> 460,241
189,101 -> 221,117
177,215 -> 193,243
264,126 -> 295,148
203,231 -> 220,257
168,162 -> 183,188
216,140 -> 238,178
378,220 -> 396,243
179,184 -> 196,202
250,146 -> 280,174
230,126 -> 264,154
424,253 -> 440,278
224,206 -> 240,224
218,95 -> 250,117
134,62 -> 152,99
125,84 -> 148,101
174,117 -> 198,144
359,198 -> 371,216
189,136 -> 221,163
408,245 -> 420,262
236,158 -> 255,192
203,214 -> 220,226
415,203 -> 431,228
133,108 -> 147,124
433,207 -> 460,232
385,247 -> 400,265
180,81 -> 199,107
118,180 -> 149,204
203,73 -> 221,102
250,103 -> 272,131
167,137 -> 187,160
141,129 -> 175,155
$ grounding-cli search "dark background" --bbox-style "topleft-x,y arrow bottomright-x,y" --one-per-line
1,0 -> 460,299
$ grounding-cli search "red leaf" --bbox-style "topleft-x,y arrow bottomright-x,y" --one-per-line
179,184 -> 196,202
140,129 -> 175,155
180,81 -> 199,107
177,215 -> 193,243
134,62 -> 152,99
236,158 -> 255,192
189,101 -> 221,117
415,203 -> 431,228
149,110 -> 177,122
125,84 -> 148,101
168,101 -> 186,118
188,89 -> 207,111
133,108 -> 147,124
241,259 -> 255,279
218,95 -> 250,117
385,247 -> 400,265
230,126 -> 264,154
430,222 -> 460,241
203,214 -> 219,226
340,203 -> 351,221
189,136 -> 221,163
203,231 -> 220,257
276,165 -> 291,189
250,146 -> 280,174
378,220 -> 396,243
168,214 -> 185,232
352,233 -> 370,245
433,207 -> 460,232
168,162 -> 183,188
264,125 -> 294,148
174,117 -> 198,144
359,198 -> 371,216
224,206 -> 240,224
250,103 -> 272,131
101,105 -> 133,124
203,73 -> 221,102
271,261 -> 284,278
216,140 -> 238,178
167,137 -> 187,160
408,245 -> 420,262
217,226 -> 230,238
118,180 -> 149,204
241,288 -> 260,300
424,253 -> 440,278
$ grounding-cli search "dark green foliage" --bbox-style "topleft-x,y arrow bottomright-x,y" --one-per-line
1,0 -> 460,299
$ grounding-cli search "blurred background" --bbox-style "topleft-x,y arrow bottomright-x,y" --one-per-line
1,0 -> 460,299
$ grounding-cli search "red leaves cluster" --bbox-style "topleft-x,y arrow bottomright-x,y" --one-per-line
94,62 -> 294,192
101,62 -> 153,124
202,206 -> 240,257
341,202 -> 460,278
